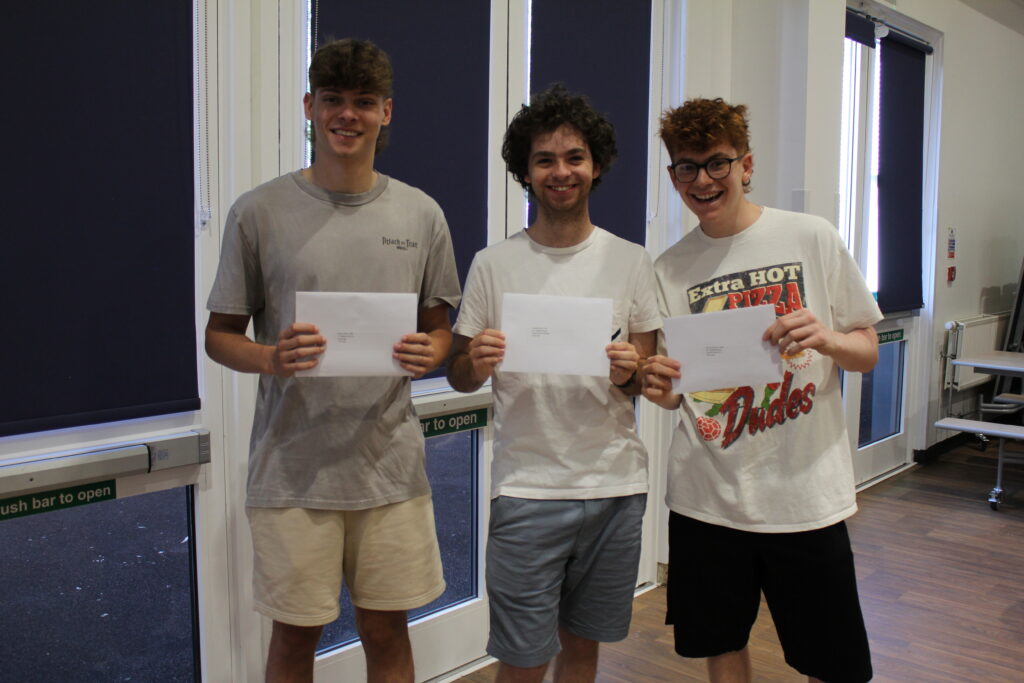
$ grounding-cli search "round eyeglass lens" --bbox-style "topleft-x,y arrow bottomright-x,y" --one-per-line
706,158 -> 733,178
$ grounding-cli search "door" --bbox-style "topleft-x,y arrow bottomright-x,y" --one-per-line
838,32 -> 915,485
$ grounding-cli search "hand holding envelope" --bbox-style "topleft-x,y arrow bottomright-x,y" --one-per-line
660,304 -> 783,394
294,291 -> 417,377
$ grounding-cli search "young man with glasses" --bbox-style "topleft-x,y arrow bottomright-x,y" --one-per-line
448,85 -> 660,682
641,97 -> 880,683
206,39 -> 460,682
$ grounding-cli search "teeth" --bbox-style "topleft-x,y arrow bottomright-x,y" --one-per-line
693,192 -> 721,201
551,185 -> 572,191
332,129 -> 358,137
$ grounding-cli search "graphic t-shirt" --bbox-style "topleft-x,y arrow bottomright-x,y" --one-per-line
655,207 -> 882,532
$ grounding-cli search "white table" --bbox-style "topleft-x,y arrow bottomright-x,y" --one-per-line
940,350 -> 1024,509
951,350 -> 1024,379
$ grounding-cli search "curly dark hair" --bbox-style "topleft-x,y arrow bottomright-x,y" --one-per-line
308,38 -> 393,153
502,84 -> 617,193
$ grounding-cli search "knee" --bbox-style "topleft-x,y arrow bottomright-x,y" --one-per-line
271,621 -> 323,651
355,609 -> 409,650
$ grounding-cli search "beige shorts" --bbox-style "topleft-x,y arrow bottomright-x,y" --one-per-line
247,494 -> 446,626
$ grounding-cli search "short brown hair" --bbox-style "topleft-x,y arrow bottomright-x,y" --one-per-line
659,98 -> 750,158
309,38 -> 393,97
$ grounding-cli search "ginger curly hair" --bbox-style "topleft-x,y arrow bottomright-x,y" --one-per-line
659,98 -> 750,157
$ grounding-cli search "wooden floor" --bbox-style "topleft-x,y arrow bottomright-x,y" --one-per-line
455,444 -> 1024,682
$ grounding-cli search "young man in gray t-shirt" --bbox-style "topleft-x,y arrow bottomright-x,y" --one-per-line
206,39 -> 460,682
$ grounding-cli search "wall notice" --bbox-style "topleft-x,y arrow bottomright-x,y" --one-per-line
420,408 -> 488,438
877,329 -> 904,345
0,480 -> 116,522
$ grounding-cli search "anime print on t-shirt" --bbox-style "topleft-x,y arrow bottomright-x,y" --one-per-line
684,261 -> 818,449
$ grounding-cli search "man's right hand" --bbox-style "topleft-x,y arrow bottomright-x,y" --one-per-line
447,329 -> 505,392
640,354 -> 683,410
268,323 -> 326,377
466,329 -> 506,381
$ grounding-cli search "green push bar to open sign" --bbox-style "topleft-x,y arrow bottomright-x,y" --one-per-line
0,480 -> 116,522
420,408 -> 488,438
877,329 -> 904,345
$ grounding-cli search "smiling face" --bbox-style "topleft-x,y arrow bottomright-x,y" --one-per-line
669,143 -> 754,236
525,124 -> 601,219
304,87 -> 392,165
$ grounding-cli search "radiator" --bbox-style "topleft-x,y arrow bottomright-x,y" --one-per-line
943,313 -> 1010,390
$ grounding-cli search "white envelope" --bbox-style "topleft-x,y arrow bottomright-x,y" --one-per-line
295,291 -> 416,377
664,304 -> 782,393
500,293 -> 613,376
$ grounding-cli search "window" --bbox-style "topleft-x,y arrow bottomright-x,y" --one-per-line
841,7 -> 931,314
0,2 -> 199,437
529,0 -> 653,246
0,487 -> 199,681
310,0 -> 490,288
317,430 -> 479,652
858,337 -> 906,446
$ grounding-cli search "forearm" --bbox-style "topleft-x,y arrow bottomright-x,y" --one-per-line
447,351 -> 487,393
424,328 -> 453,374
205,328 -> 273,375
828,327 -> 879,373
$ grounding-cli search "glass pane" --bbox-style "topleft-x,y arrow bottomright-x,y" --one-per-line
318,429 -> 479,652
858,340 -> 905,447
866,45 -> 882,295
0,487 -> 198,681
838,38 -> 862,248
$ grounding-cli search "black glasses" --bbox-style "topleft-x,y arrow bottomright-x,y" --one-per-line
668,155 -> 744,183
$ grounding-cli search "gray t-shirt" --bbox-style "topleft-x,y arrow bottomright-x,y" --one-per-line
207,171 -> 461,510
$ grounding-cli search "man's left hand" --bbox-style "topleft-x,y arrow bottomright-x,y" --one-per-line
394,332 -> 437,379
763,308 -> 836,358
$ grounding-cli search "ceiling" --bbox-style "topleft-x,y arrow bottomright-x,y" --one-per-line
959,0 -> 1024,36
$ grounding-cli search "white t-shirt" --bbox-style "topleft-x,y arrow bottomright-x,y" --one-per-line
655,207 -> 882,532
455,227 -> 662,500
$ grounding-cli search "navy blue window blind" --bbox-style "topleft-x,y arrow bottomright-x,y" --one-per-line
312,0 -> 490,290
845,9 -> 929,313
845,11 -> 876,49
1,2 -> 198,437
531,0 -> 652,246
877,35 -> 927,312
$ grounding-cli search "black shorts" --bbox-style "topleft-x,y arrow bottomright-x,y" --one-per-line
666,512 -> 872,683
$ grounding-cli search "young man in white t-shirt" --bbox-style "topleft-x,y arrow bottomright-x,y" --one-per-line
448,85 -> 661,682
641,98 -> 881,683
206,39 -> 460,682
